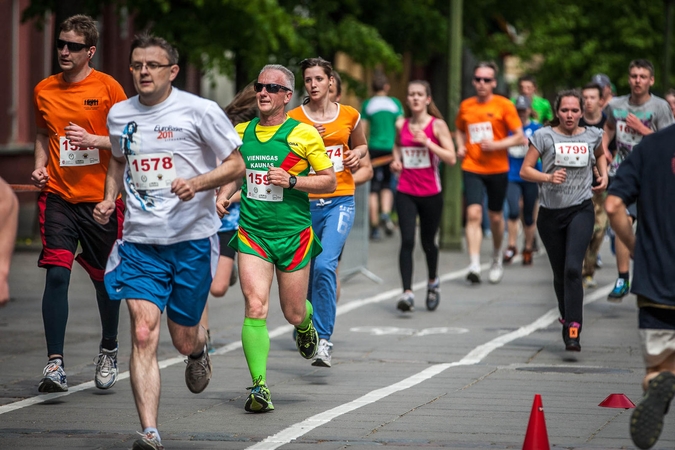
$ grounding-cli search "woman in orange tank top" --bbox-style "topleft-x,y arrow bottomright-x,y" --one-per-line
288,57 -> 368,368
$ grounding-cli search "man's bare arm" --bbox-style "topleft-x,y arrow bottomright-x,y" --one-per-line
31,131 -> 50,188
65,122 -> 113,150
172,150 -> 246,201
93,155 -> 126,225
605,195 -> 635,255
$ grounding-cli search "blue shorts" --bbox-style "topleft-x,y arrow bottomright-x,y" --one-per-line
104,236 -> 218,327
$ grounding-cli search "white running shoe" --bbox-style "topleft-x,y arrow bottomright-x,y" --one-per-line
94,347 -> 118,389
38,360 -> 68,393
488,258 -> 504,284
312,339 -> 333,368
132,431 -> 164,450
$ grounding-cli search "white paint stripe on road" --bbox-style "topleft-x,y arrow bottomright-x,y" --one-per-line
0,259 -> 487,416
332,260 -> 494,316
225,261 -> 499,352
246,284 -> 613,450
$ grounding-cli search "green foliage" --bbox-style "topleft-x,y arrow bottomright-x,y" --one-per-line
478,0 -> 670,94
357,0 -> 448,63
27,0 -> 670,98
21,0 -> 104,24
23,0 -> 404,89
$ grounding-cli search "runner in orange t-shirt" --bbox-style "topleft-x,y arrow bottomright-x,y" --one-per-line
288,57 -> 368,368
30,15 -> 127,394
455,61 -> 523,285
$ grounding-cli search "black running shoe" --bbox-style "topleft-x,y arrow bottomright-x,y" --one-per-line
466,270 -> 481,284
245,375 -> 274,413
295,320 -> 318,359
563,322 -> 581,352
396,292 -> 414,312
631,372 -> 675,449
426,280 -> 440,311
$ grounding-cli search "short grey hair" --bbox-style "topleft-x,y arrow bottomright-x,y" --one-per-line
259,64 -> 294,91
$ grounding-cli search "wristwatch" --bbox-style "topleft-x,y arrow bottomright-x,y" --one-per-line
288,175 -> 297,189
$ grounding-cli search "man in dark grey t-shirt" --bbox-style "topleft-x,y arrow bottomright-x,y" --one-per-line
606,126 -> 675,450
602,59 -> 674,302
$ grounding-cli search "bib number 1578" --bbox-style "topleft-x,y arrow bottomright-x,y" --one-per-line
127,152 -> 177,190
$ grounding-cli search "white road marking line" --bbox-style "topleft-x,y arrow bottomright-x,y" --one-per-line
246,284 -> 613,450
0,260 -> 489,416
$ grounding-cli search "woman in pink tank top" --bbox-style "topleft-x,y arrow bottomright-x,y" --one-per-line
390,81 -> 456,313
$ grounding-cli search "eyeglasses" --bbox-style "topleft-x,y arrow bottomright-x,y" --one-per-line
254,83 -> 292,94
129,62 -> 174,72
56,39 -> 89,52
473,77 -> 494,83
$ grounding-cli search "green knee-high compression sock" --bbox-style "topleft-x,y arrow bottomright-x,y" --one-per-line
242,317 -> 270,384
296,300 -> 313,331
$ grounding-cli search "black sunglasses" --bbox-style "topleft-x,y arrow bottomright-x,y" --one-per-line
129,62 -> 174,72
254,83 -> 292,94
56,39 -> 90,52
473,77 -> 494,83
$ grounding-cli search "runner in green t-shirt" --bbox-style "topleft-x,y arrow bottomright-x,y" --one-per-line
361,75 -> 403,239
514,74 -> 553,124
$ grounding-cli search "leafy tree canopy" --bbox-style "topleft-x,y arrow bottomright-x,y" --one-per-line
465,0 -> 671,95
24,0 -> 671,96
23,0 -> 405,90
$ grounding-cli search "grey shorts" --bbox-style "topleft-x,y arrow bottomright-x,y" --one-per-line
639,302 -> 675,367
640,329 -> 675,367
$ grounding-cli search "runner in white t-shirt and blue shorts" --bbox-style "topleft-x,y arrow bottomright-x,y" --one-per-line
93,34 -> 244,450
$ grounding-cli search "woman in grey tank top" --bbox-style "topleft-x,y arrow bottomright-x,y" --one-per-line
520,89 -> 608,352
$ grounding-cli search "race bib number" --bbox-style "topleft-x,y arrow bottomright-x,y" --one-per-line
468,122 -> 494,144
127,153 -> 177,190
59,137 -> 100,166
310,145 -> 344,174
554,143 -> 590,167
616,120 -> 643,147
326,145 -> 344,173
401,146 -> 431,169
507,145 -> 528,159
246,169 -> 283,202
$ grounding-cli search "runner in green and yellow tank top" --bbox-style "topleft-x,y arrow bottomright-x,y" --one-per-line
216,64 -> 335,414
232,115 -> 332,269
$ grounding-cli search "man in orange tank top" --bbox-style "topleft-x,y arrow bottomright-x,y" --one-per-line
30,15 -> 127,394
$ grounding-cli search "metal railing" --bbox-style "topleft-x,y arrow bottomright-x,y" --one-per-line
339,181 -> 382,283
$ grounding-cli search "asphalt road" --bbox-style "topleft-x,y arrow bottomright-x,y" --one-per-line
0,231 -> 671,449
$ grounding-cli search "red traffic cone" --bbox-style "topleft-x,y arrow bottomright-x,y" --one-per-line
523,394 -> 550,450
598,393 -> 636,409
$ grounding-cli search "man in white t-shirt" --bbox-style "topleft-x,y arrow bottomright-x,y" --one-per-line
93,33 -> 244,450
